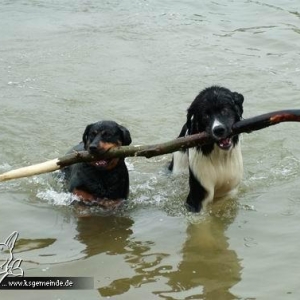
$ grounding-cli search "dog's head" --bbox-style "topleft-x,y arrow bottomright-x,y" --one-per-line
82,120 -> 132,169
186,86 -> 244,152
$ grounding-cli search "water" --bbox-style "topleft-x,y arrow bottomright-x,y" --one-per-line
1,0 -> 300,299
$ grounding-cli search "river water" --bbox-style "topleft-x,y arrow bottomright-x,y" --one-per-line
1,0 -> 300,299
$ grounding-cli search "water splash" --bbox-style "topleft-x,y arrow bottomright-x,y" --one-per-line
36,189 -> 74,206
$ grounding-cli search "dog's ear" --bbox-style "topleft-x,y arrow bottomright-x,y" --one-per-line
118,125 -> 132,146
186,106 -> 199,134
186,110 -> 193,132
82,124 -> 93,148
232,92 -> 244,118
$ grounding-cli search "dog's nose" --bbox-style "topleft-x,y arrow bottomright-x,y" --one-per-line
212,125 -> 226,138
88,144 -> 98,153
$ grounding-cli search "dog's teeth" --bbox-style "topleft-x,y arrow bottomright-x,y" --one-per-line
218,138 -> 232,150
95,160 -> 107,167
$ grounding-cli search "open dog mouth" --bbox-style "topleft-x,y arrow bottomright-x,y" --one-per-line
217,137 -> 233,150
88,145 -> 116,168
91,159 -> 110,168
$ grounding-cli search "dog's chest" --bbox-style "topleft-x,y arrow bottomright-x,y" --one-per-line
188,144 -> 243,200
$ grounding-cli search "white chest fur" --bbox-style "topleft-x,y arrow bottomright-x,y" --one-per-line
188,143 -> 243,206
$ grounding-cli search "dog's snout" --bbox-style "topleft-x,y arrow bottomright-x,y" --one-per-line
88,139 -> 113,154
87,133 -> 104,153
88,144 -> 98,153
212,124 -> 226,138
88,137 -> 101,153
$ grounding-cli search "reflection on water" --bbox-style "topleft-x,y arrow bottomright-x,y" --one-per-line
155,201 -> 241,300
75,215 -> 134,257
75,200 -> 241,299
15,238 -> 56,253
99,240 -> 168,297
157,210 -> 241,299
1,0 -> 300,298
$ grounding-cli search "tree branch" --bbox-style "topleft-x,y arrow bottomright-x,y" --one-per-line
232,109 -> 300,134
1,109 -> 300,182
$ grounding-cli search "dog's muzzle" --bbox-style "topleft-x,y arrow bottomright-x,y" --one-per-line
88,139 -> 119,169
212,124 -> 233,150
217,137 -> 233,150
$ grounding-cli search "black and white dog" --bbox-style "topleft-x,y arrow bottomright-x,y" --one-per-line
169,86 -> 244,212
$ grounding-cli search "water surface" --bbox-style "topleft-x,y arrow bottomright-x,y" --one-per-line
1,1 -> 300,299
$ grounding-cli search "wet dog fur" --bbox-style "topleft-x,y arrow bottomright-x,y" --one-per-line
62,120 -> 132,208
169,86 -> 244,212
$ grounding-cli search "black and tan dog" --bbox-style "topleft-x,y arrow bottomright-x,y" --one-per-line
62,120 -> 132,209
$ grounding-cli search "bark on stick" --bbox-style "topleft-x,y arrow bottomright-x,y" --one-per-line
1,109 -> 300,182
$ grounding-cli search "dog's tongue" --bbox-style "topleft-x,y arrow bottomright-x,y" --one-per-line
218,138 -> 232,150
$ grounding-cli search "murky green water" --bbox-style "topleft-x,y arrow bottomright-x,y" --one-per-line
1,0 -> 300,299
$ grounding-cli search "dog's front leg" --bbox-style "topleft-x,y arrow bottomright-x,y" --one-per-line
186,169 -> 208,212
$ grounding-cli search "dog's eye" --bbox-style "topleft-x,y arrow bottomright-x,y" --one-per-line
221,108 -> 230,116
89,131 -> 97,139
101,131 -> 112,139
203,112 -> 210,120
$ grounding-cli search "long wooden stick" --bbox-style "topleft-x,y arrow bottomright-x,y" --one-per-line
232,109 -> 300,134
1,109 -> 300,182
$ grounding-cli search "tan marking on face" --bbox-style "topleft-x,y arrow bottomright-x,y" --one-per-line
98,141 -> 120,151
90,141 -> 122,170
